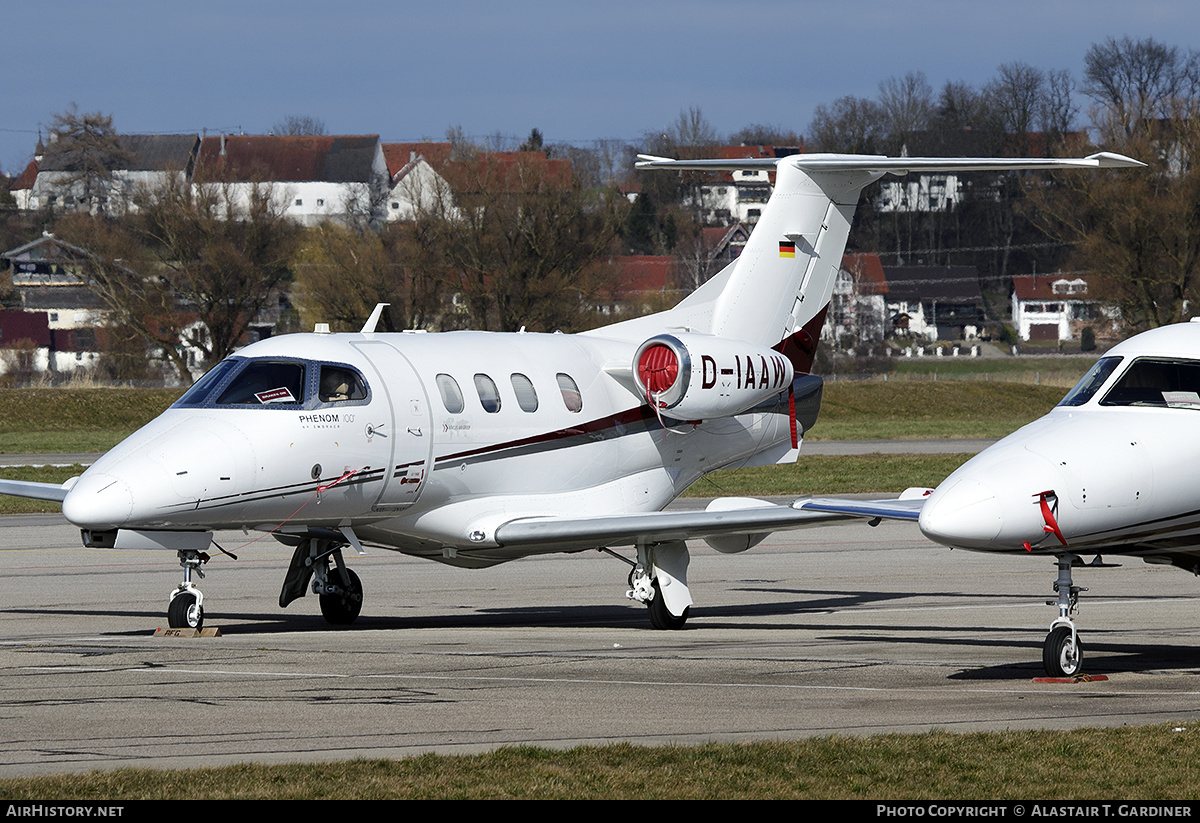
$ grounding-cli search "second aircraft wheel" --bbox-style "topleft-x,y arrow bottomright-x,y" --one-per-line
320,568 -> 363,626
168,592 -> 204,630
1043,625 -> 1083,677
647,580 -> 689,630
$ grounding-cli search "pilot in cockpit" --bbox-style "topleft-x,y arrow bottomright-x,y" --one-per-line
320,367 -> 358,402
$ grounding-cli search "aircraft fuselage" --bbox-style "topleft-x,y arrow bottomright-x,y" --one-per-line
63,330 -> 806,566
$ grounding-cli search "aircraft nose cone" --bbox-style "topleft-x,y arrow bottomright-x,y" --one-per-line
918,477 -> 1003,549
62,472 -> 134,530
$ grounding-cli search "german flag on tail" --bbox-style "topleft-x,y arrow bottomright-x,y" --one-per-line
779,240 -> 796,258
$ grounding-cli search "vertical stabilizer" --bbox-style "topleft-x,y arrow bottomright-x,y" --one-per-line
590,151 -> 1144,367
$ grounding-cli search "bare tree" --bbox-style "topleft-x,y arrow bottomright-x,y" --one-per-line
728,123 -> 803,147
293,223 -> 434,332
40,105 -> 133,215
53,174 -> 300,381
807,95 -> 885,153
405,153 -> 628,332
983,62 -> 1047,151
1029,104 -> 1200,332
1083,36 -> 1200,141
665,106 -> 718,150
878,71 -> 934,152
1040,69 -> 1079,137
271,114 -> 327,136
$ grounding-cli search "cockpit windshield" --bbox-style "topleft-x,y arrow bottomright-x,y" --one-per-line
172,357 -> 371,409
217,360 -> 306,405
1100,358 -> 1200,409
1058,357 -> 1122,407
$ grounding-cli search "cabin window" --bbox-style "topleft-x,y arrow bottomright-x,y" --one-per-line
319,365 -> 367,403
556,373 -> 583,413
1101,358 -> 1200,409
436,374 -> 465,413
1058,357 -> 1122,407
216,360 -> 306,405
511,373 -> 538,412
474,374 -> 501,413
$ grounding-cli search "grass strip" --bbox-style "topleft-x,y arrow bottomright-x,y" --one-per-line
687,454 -> 972,497
3,725 -> 1199,799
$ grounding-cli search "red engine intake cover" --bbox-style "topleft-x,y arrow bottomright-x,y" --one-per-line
637,343 -> 680,395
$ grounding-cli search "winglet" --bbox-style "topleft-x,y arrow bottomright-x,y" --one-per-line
1086,151 -> 1146,168
360,303 -> 389,334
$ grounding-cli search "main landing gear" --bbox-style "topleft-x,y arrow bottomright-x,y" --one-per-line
1041,553 -> 1117,677
608,540 -> 693,629
279,536 -> 364,626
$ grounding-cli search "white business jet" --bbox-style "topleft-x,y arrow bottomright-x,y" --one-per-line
0,150 -> 1140,635
804,319 -> 1200,677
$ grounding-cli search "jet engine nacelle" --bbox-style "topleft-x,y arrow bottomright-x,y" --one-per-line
633,333 -> 795,419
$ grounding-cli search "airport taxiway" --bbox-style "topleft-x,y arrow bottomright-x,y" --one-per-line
3,511 -> 1200,776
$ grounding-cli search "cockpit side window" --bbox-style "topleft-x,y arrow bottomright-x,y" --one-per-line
1100,358 -> 1200,409
216,360 -> 306,406
1058,356 -> 1122,407
319,365 -> 368,403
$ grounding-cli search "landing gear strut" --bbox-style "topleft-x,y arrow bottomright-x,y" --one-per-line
279,536 -> 363,626
167,550 -> 209,629
1041,553 -> 1101,677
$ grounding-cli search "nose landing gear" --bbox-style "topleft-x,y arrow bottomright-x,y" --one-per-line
167,550 -> 210,630
1040,553 -> 1117,677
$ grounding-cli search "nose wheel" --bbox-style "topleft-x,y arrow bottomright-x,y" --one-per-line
1043,624 -> 1082,677
167,550 -> 209,630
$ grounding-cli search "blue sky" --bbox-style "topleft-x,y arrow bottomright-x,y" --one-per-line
4,0 -> 1200,174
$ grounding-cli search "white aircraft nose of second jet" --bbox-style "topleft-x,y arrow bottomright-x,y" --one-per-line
918,476 -> 1004,549
62,472 -> 134,530
918,450 -> 1063,551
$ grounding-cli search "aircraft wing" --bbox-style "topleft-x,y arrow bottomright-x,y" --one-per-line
493,493 -> 927,554
0,478 -> 72,503
793,495 -> 927,521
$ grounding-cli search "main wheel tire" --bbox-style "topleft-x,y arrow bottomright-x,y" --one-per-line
320,568 -> 363,626
168,592 -> 204,630
1043,625 -> 1083,677
647,581 -> 688,630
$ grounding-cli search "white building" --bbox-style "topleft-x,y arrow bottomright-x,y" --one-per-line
381,142 -> 454,222
195,134 -> 390,227
23,134 -> 199,215
1011,274 -> 1116,341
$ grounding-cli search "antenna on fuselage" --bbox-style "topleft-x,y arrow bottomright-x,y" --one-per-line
360,303 -> 390,334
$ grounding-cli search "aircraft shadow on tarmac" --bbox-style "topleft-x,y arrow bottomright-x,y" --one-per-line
9,586 -> 1200,678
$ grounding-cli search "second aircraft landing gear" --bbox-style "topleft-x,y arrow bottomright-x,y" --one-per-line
280,536 -> 363,626
1040,553 -> 1118,677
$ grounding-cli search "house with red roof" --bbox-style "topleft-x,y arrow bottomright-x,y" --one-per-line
824,253 -> 890,344
195,134 -> 389,226
596,256 -> 679,318
1011,273 -> 1116,342
381,142 -> 454,222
